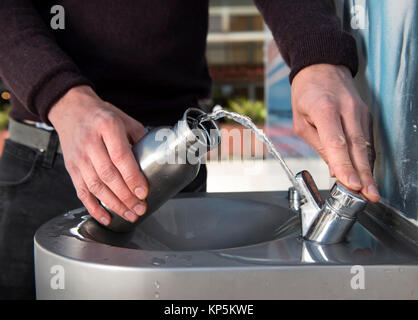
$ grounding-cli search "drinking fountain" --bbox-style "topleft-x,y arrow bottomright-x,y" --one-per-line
34,189 -> 418,299
34,105 -> 418,299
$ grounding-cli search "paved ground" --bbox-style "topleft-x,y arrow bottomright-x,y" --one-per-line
206,158 -> 335,192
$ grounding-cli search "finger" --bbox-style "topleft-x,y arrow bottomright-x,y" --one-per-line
66,164 -> 111,226
294,116 -> 329,163
79,160 -> 141,223
361,111 -> 376,171
101,121 -> 149,201
294,116 -> 337,177
303,126 -> 336,178
344,111 -> 380,202
105,104 -> 147,144
310,104 -> 362,190
87,140 -> 147,216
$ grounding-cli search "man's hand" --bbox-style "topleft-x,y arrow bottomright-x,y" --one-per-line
291,64 -> 380,202
48,86 -> 149,225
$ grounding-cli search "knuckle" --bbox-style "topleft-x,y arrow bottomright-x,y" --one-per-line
108,202 -> 126,216
316,97 -> 338,114
332,159 -> 353,169
124,172 -> 140,186
98,164 -> 118,183
344,99 -> 367,118
95,111 -> 120,131
316,147 -> 328,160
326,135 -> 347,149
88,205 -> 103,219
64,161 -> 77,174
118,191 -> 136,206
349,135 -> 366,149
333,162 -> 355,174
344,96 -> 358,110
87,179 -> 105,195
76,188 -> 90,202
355,157 -> 372,170
111,147 -> 128,164
358,167 -> 372,177
81,129 -> 96,144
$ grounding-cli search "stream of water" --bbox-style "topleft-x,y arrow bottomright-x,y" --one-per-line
199,106 -> 303,195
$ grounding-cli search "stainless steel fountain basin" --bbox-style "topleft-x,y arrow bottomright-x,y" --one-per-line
34,192 -> 418,299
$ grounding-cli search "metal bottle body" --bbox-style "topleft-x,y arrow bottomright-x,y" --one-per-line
104,108 -> 220,232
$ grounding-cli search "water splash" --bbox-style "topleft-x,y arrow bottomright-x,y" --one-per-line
200,107 -> 303,194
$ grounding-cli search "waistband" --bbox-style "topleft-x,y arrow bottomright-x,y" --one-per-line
8,118 -> 62,155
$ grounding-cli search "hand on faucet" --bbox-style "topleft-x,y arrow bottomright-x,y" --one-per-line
291,64 -> 380,202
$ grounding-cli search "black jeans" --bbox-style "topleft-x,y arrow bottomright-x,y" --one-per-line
0,138 -> 206,299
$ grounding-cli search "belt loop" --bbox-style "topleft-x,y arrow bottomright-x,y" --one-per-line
42,130 -> 59,168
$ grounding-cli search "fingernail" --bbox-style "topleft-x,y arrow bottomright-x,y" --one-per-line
349,174 -> 362,188
135,187 -> 146,200
134,204 -> 146,216
367,184 -> 380,197
100,216 -> 110,226
124,211 -> 138,222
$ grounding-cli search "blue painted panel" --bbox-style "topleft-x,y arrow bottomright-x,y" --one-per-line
341,0 -> 418,218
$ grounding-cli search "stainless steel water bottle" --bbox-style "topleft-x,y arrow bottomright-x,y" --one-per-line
102,108 -> 221,232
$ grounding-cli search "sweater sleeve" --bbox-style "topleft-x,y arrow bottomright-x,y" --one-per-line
0,0 -> 92,124
254,0 -> 358,83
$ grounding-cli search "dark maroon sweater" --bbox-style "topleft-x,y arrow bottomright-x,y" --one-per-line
0,0 -> 358,126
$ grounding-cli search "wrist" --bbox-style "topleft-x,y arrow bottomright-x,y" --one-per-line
295,64 -> 351,81
48,85 -> 96,125
292,64 -> 353,90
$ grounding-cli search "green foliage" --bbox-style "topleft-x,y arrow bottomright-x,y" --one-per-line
225,98 -> 266,124
0,104 -> 10,130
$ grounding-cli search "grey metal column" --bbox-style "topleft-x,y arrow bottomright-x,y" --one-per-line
337,0 -> 418,219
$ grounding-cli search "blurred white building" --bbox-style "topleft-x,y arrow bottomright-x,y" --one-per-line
206,0 -> 328,193
207,0 -> 266,103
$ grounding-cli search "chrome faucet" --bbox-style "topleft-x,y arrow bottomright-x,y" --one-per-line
289,170 -> 367,244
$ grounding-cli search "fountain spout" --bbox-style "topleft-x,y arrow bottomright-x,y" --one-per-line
291,170 -> 367,244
